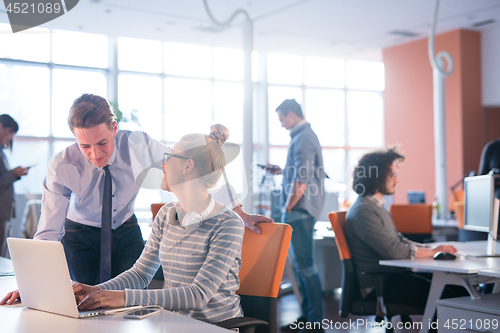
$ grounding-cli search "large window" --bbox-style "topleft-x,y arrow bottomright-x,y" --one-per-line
117,40 -> 248,196
0,30 -> 249,213
117,74 -> 162,138
266,54 -> 385,202
0,63 -> 50,137
0,26 -> 385,214
0,27 -> 108,196
52,69 -> 108,138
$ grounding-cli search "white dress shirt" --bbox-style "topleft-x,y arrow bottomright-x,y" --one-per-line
34,130 -> 241,241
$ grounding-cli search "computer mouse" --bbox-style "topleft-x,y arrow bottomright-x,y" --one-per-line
433,251 -> 457,260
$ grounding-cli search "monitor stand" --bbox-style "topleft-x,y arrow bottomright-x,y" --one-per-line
467,196 -> 499,258
488,233 -> 498,256
467,236 -> 500,258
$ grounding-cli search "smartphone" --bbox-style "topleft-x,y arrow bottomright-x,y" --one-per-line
123,308 -> 160,319
257,164 -> 278,169
257,164 -> 280,173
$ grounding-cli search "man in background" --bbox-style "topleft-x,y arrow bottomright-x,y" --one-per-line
345,146 -> 465,322
0,115 -> 30,257
268,99 -> 326,333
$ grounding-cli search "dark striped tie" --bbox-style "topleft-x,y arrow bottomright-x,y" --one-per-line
100,165 -> 112,283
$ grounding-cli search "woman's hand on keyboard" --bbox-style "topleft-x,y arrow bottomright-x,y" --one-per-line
73,282 -> 99,303
77,290 -> 126,310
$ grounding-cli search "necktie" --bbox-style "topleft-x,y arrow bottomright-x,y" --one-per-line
100,165 -> 112,283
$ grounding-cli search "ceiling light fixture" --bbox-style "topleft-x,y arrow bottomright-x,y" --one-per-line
472,19 -> 495,28
193,23 -> 230,33
388,30 -> 420,38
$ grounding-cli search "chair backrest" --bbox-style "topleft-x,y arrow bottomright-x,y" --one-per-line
20,200 -> 42,239
454,201 -> 465,229
151,203 -> 166,221
328,211 -> 350,260
328,211 -> 361,318
237,223 -> 292,298
237,223 -> 292,333
450,189 -> 465,211
389,204 -> 433,234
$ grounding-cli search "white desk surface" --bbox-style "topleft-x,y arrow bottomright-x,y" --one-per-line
0,258 -> 230,333
313,221 -> 335,240
431,217 -> 458,227
379,241 -> 500,333
437,293 -> 500,315
380,241 -> 500,273
478,268 -> 500,278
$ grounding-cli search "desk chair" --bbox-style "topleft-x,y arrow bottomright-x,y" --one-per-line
19,199 -> 42,239
390,204 -> 433,243
217,223 -> 293,333
328,211 -> 422,333
450,189 -> 465,212
151,203 -> 165,221
454,201 -> 464,230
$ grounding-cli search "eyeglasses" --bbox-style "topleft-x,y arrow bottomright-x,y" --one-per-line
163,148 -> 189,164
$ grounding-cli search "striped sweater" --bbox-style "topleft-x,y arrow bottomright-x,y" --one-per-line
97,203 -> 244,323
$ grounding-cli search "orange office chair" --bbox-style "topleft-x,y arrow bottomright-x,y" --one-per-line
389,204 -> 433,243
454,201 -> 465,230
450,189 -> 465,212
151,203 -> 165,221
217,223 -> 293,333
328,211 -> 422,332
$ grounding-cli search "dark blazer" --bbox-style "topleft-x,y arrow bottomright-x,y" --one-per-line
0,147 -> 19,221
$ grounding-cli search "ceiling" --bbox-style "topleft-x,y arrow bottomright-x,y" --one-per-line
1,0 -> 500,61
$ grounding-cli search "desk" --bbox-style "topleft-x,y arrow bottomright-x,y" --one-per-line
380,241 -> 500,333
437,294 -> 500,333
479,268 -> 500,279
432,269 -> 500,332
313,221 -> 341,292
0,259 -> 230,333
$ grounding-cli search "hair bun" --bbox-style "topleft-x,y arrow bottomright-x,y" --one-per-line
209,124 -> 229,146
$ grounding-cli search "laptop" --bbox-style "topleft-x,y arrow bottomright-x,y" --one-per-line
7,237 -> 142,318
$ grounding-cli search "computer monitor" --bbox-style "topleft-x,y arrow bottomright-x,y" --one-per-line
407,190 -> 426,204
464,173 -> 500,256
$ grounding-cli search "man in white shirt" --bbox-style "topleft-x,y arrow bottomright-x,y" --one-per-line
32,93 -> 271,285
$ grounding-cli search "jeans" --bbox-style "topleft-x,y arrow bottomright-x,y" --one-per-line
282,209 -> 324,323
62,215 -> 145,285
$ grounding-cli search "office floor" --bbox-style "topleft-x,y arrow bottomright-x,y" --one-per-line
277,290 -> 421,333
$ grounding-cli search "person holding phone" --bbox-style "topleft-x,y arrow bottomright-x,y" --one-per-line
72,124 -> 244,324
0,114 -> 30,257
268,99 -> 326,333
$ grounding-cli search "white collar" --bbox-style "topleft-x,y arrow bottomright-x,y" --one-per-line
366,194 -> 385,208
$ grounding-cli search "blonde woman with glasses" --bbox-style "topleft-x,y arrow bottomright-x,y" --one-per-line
72,124 -> 244,324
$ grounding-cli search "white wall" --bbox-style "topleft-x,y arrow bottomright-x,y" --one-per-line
482,24 -> 500,107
